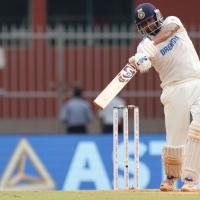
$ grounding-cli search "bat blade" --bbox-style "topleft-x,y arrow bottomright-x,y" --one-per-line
93,64 -> 137,109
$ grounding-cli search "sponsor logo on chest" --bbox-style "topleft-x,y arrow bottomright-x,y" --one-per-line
160,36 -> 179,56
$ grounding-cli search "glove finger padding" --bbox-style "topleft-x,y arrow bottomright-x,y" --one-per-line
131,53 -> 152,73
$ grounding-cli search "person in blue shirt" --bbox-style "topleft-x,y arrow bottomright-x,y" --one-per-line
59,86 -> 93,134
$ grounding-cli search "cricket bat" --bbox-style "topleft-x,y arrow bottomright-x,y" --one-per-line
93,63 -> 137,109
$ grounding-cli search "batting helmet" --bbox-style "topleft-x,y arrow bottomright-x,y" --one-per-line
134,3 -> 163,37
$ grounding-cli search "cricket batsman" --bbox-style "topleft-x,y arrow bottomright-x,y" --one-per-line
128,3 -> 200,191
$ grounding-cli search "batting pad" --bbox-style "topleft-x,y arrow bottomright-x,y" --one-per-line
182,122 -> 200,184
162,146 -> 184,178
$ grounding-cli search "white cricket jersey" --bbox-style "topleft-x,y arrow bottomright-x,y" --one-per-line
138,16 -> 200,88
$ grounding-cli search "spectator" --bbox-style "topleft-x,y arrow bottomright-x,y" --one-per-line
99,95 -> 125,133
59,87 -> 93,134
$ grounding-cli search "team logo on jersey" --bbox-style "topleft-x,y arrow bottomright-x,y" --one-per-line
137,9 -> 145,19
118,64 -> 137,82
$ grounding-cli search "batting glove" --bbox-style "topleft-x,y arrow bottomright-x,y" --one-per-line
129,53 -> 152,73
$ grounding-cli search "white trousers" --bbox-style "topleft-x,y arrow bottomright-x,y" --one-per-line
160,79 -> 200,146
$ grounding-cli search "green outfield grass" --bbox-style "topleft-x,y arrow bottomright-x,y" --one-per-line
0,190 -> 200,200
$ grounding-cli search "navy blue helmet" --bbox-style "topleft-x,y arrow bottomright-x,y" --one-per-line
134,3 -> 163,37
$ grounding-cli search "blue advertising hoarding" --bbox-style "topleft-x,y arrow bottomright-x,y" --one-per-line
0,134 -> 173,190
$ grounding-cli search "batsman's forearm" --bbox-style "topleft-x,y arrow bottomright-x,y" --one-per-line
153,32 -> 172,45
153,30 -> 174,45
153,23 -> 180,45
